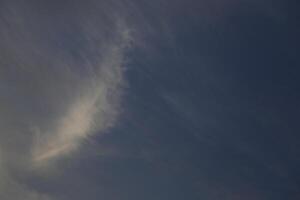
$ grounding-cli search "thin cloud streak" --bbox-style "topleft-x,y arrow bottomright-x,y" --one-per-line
0,1 -> 133,198
31,24 -> 131,165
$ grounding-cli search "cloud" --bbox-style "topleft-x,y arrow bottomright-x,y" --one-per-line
31,23 -> 131,166
0,0 -> 133,198
0,0 -> 290,199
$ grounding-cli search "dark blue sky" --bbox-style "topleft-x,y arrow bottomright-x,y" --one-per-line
0,0 -> 299,200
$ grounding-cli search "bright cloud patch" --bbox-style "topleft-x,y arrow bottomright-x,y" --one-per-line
31,25 -> 131,165
0,1 -> 133,198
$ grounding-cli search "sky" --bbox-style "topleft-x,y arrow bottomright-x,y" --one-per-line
0,0 -> 299,199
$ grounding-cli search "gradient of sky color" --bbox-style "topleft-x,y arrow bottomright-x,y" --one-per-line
0,0 -> 299,199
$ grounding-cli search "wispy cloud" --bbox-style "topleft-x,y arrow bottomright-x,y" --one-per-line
0,0 -> 280,199
0,1 -> 133,198
31,23 -> 131,165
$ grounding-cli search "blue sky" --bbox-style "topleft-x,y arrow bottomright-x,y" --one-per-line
0,0 -> 299,199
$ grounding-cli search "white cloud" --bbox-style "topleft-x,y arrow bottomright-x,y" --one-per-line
32,27 -> 130,165
0,1 -> 134,198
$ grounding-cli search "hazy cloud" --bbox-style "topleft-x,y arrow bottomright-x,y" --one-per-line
0,0 -> 289,199
0,0 -> 133,199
